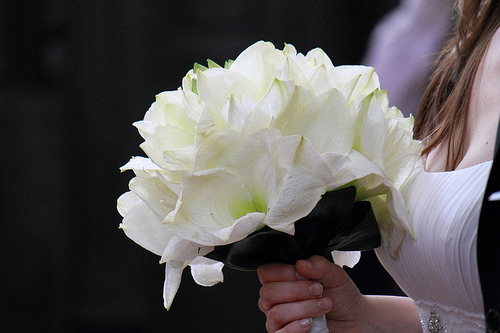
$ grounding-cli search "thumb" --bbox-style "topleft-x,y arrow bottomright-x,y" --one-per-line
295,255 -> 351,290
295,256 -> 364,324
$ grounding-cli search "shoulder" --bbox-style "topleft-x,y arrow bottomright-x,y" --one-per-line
482,27 -> 500,78
489,28 -> 500,151
471,27 -> 500,125
488,27 -> 500,56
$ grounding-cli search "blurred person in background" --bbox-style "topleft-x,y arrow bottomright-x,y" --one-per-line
362,0 -> 455,117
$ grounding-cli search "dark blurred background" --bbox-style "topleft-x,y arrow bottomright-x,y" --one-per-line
0,1 -> 402,332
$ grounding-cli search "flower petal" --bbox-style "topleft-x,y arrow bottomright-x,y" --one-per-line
331,66 -> 380,104
196,68 -> 258,112
243,79 -> 295,133
307,64 -> 336,96
352,90 -> 387,170
265,166 -> 326,234
193,129 -> 247,171
160,235 -> 206,263
283,88 -> 354,155
331,250 -> 361,268
210,212 -> 266,243
163,146 -> 196,170
163,260 -> 186,310
367,195 -> 407,256
189,257 -> 224,287
304,48 -> 334,69
118,193 -> 173,256
333,150 -> 385,193
145,90 -> 200,129
129,175 -> 177,220
117,191 -> 140,217
120,156 -> 161,173
234,129 -> 279,214
273,85 -> 315,130
194,105 -> 248,170
229,41 -> 287,93
222,94 -> 255,131
272,135 -> 335,186
136,122 -> 195,170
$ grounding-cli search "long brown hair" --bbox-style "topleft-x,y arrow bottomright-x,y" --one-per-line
414,0 -> 500,171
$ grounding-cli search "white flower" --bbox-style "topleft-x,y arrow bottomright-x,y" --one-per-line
118,41 -> 422,309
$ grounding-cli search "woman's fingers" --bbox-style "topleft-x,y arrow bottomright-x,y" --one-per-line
259,280 -> 324,311
296,256 -> 364,324
274,318 -> 313,333
258,261 -> 333,332
258,262 -> 298,284
296,256 -> 352,291
265,298 -> 332,333
258,257 -> 364,332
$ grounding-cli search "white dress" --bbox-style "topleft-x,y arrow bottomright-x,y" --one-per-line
376,160 -> 493,332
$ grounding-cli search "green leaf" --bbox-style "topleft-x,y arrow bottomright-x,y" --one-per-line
207,59 -> 222,69
191,78 -> 198,94
193,62 -> 208,72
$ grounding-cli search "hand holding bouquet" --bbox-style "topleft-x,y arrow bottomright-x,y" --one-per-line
117,41 -> 421,316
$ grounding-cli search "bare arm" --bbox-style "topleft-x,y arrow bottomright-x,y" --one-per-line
258,256 -> 422,333
363,295 -> 423,332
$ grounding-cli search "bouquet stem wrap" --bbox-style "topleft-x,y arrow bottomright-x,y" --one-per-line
311,315 -> 329,333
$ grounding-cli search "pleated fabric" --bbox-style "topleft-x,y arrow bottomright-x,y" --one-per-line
376,160 -> 493,332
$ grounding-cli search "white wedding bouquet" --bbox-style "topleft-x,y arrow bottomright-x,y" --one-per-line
117,41 -> 422,314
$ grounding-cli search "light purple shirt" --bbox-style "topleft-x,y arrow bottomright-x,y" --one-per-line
362,0 -> 455,117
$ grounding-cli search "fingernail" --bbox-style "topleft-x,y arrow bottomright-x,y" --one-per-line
317,297 -> 332,310
299,318 -> 312,327
309,281 -> 323,296
295,271 -> 306,280
303,259 -> 314,269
